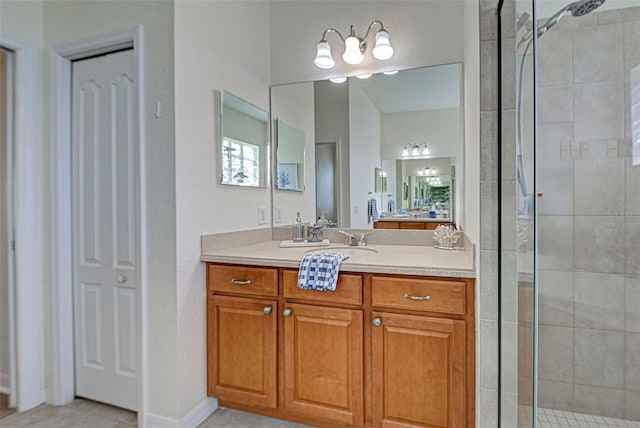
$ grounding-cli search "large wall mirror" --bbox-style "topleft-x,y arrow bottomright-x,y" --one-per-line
270,63 -> 462,229
219,89 -> 269,187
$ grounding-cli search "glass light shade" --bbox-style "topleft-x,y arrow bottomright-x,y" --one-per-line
329,76 -> 347,83
343,35 -> 364,64
422,144 -> 430,155
355,73 -> 372,79
372,30 -> 394,60
401,146 -> 409,156
383,70 -> 398,75
411,145 -> 419,156
314,41 -> 335,69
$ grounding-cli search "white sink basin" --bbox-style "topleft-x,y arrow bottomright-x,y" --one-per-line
307,246 -> 379,257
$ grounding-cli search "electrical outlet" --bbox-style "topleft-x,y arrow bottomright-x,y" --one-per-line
275,207 -> 283,223
258,207 -> 267,225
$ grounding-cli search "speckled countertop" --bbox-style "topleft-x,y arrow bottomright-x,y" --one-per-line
200,240 -> 475,278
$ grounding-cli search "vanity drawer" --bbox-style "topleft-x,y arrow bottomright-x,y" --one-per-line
371,276 -> 466,315
208,264 -> 278,297
282,270 -> 363,305
399,222 -> 426,230
374,221 -> 399,229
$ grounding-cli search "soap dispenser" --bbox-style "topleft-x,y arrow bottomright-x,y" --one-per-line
292,212 -> 305,242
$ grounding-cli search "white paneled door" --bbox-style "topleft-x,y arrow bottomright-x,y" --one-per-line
72,49 -> 138,411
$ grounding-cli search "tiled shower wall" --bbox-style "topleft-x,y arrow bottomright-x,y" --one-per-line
536,6 -> 640,420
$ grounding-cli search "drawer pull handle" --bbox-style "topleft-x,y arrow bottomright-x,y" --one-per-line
403,292 -> 432,301
230,279 -> 252,286
263,306 -> 272,315
283,308 -> 293,317
372,317 -> 382,327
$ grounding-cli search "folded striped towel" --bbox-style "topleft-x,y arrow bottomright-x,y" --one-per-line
298,251 -> 350,292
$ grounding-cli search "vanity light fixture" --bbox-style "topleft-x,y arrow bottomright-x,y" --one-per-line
411,144 -> 420,156
401,145 -> 409,157
314,21 -> 394,69
329,76 -> 347,83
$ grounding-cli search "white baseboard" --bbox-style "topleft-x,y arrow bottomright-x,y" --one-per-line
144,397 -> 217,428
144,412 -> 179,428
180,397 -> 217,428
0,373 -> 9,394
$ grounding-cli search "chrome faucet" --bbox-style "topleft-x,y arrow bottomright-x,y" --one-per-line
338,231 -> 372,246
358,232 -> 371,247
338,230 -> 357,246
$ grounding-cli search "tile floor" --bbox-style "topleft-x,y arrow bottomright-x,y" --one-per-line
0,399 -> 306,428
519,407 -> 640,428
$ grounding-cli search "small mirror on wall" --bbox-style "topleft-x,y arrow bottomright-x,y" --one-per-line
219,89 -> 269,187
275,118 -> 305,191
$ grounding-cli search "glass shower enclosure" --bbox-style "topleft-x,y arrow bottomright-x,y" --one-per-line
499,0 -> 640,426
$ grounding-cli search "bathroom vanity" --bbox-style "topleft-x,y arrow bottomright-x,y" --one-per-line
202,238 -> 475,427
373,218 -> 453,230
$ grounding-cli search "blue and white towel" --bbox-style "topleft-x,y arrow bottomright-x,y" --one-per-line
298,251 -> 350,292
368,196 -> 379,223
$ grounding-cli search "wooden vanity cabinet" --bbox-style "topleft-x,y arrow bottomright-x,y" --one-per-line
370,275 -> 474,428
282,303 -> 364,426
373,221 -> 453,230
206,263 -> 475,428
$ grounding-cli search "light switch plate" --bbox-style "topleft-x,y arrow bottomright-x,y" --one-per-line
258,207 -> 267,225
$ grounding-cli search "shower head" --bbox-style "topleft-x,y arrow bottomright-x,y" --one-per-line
537,0 -> 606,37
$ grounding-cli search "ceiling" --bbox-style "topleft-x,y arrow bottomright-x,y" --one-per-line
352,63 -> 460,114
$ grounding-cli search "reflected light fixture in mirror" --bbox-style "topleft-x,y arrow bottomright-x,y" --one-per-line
313,21 -> 394,69
329,76 -> 347,83
356,73 -> 372,79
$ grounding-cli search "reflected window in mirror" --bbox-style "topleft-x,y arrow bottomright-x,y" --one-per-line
219,89 -> 268,188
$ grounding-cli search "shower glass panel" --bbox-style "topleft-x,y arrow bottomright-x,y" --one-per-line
499,0 -> 537,426
501,0 -> 640,426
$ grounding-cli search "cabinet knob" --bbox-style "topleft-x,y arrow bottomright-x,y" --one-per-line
403,292 -> 431,301
117,274 -> 127,284
372,317 -> 382,327
263,306 -> 272,315
230,279 -> 252,286
283,308 -> 293,317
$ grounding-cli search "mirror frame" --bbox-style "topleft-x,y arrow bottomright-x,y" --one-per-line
269,63 -> 464,230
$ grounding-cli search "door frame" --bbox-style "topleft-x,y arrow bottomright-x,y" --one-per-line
0,35 -> 44,412
49,26 -> 146,422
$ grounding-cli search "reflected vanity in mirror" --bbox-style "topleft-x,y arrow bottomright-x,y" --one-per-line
275,119 -> 305,191
270,63 -> 462,230
219,89 -> 268,187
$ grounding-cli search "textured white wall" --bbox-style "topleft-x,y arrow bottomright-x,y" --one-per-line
349,81 -> 381,229
381,108 -> 462,160
42,0 -> 177,419
174,0 -> 271,419
269,0 -> 464,85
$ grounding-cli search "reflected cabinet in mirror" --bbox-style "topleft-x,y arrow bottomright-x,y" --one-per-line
270,63 -> 462,229
219,89 -> 268,188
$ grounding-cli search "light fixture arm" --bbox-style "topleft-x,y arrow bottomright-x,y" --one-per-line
362,20 -> 386,44
320,28 -> 346,44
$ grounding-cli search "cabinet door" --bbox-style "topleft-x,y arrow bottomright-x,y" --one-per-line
283,303 -> 364,426
372,312 -> 466,428
207,295 -> 277,408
